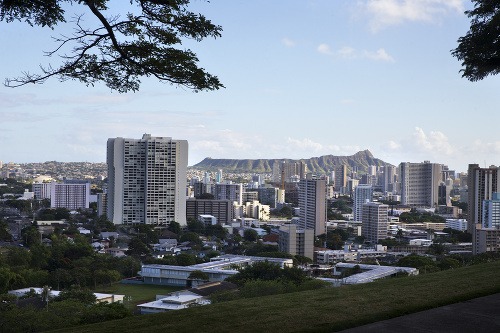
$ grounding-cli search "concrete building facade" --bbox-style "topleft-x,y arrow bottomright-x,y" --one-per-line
400,161 -> 442,207
361,202 -> 388,243
107,134 -> 188,226
277,224 -> 314,259
353,184 -> 373,222
185,199 -> 233,225
50,181 -> 90,210
298,177 -> 326,236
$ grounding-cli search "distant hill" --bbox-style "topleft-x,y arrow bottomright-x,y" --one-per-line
192,150 -> 392,174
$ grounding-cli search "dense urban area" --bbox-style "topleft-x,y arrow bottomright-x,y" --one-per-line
1,146 -> 500,332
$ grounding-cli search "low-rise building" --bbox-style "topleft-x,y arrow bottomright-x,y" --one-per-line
140,254 -> 293,287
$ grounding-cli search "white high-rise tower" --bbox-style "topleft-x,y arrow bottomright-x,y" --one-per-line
107,134 -> 188,226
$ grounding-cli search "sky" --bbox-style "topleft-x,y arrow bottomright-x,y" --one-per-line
1,0 -> 499,173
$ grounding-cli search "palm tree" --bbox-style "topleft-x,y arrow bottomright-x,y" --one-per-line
40,285 -> 50,311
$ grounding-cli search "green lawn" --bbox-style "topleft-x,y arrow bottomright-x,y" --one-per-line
54,260 -> 500,333
95,283 -> 182,310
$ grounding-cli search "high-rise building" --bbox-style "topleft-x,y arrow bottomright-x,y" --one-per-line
272,161 -> 308,183
361,202 -> 388,243
368,165 -> 377,176
400,161 -> 442,207
475,189 -> 500,255
467,164 -> 500,234
214,182 -> 243,205
50,181 -> 90,210
257,186 -> 278,208
383,165 -> 397,194
215,170 -> 223,183
482,192 -> 500,229
354,185 -> 373,222
334,165 -> 347,194
97,192 -> 107,218
347,179 -> 359,197
298,176 -> 326,236
107,134 -> 188,226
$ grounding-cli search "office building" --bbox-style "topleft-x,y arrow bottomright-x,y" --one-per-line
107,134 -> 188,225
361,202 -> 388,243
354,185 -> 373,222
400,161 -> 442,207
298,176 -> 326,236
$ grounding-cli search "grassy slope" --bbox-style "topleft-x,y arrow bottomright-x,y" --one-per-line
54,261 -> 500,333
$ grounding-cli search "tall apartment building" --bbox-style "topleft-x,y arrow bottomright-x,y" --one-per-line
334,165 -> 347,194
467,164 -> 500,234
400,161 -> 442,207
383,165 -> 397,193
107,134 -> 188,226
298,176 -> 326,236
353,185 -> 373,222
97,192 -> 107,217
50,181 -> 90,210
361,202 -> 388,244
278,224 -> 314,259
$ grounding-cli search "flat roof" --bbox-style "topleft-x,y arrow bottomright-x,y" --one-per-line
335,263 -> 418,284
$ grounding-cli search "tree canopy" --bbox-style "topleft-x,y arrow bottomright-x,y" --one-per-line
452,0 -> 500,81
0,0 -> 223,92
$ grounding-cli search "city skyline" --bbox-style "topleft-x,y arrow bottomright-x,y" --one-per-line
1,1 -> 499,173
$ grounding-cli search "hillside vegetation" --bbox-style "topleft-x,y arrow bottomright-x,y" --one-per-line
192,150 -> 391,173
53,260 -> 500,333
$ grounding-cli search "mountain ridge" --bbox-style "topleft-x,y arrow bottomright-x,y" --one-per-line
192,149 -> 392,174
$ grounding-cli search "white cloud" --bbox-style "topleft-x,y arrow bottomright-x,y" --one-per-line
360,0 -> 464,32
337,46 -> 356,59
317,43 -> 333,55
363,48 -> 395,62
387,140 -> 402,150
287,137 -> 325,152
317,44 -> 395,62
412,127 -> 455,155
282,37 -> 296,47
380,127 -> 456,165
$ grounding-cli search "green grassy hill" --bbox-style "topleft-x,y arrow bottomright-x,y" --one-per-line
53,260 -> 500,333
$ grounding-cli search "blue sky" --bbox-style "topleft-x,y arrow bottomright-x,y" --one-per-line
0,0 -> 499,173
